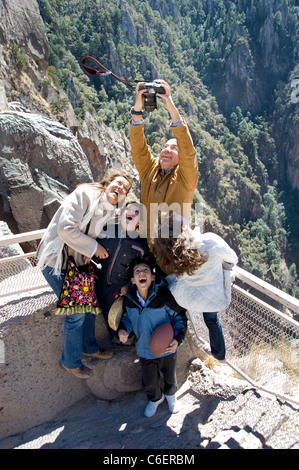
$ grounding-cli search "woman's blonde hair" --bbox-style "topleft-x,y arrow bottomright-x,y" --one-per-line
152,212 -> 208,276
78,169 -> 132,197
95,169 -> 132,194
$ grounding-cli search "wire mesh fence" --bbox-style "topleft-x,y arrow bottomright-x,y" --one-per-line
188,284 -> 299,405
0,251 -> 56,325
0,254 -> 49,298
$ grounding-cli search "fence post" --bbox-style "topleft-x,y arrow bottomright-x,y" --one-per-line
0,339 -> 5,364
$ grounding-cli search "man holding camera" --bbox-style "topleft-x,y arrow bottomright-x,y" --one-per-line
130,80 -> 198,240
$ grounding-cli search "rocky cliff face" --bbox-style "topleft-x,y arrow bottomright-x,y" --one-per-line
0,101 -> 139,235
272,64 -> 299,192
215,0 -> 297,115
0,0 -> 139,236
0,0 -> 49,64
0,0 -> 56,115
204,0 -> 299,194
0,103 -> 91,233
0,0 -> 298,242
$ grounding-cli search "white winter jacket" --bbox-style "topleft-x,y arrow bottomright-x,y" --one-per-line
166,228 -> 238,313
37,184 -> 116,275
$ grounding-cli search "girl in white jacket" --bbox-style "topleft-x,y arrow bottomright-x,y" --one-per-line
152,212 -> 238,362
37,170 -> 132,379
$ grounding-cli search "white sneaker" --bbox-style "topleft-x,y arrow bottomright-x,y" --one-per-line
203,344 -> 226,362
166,394 -> 179,413
144,394 -> 165,418
202,343 -> 212,356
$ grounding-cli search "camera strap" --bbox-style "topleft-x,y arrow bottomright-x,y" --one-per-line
81,56 -> 135,90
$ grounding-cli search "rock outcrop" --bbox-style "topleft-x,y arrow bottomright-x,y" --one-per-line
0,103 -> 92,232
0,102 -> 139,234
0,0 -> 139,235
1,0 -> 298,236
0,0 -> 139,237
0,0 -> 49,64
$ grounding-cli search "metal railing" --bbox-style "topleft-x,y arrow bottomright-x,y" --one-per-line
0,229 -> 48,298
1,229 -> 299,405
188,267 -> 299,406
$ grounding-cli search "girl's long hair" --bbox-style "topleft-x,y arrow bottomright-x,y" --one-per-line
152,212 -> 208,276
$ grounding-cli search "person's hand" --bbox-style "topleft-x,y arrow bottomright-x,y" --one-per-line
222,261 -> 234,270
165,339 -> 178,354
156,80 -> 171,100
120,285 -> 129,296
95,242 -> 109,259
157,80 -> 181,123
134,82 -> 146,112
118,329 -> 129,343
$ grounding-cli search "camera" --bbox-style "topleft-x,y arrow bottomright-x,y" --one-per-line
139,80 -> 165,111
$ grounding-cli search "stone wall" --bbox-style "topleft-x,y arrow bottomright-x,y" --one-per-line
0,292 -> 198,440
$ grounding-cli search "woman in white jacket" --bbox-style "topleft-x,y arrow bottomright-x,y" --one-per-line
152,212 -> 238,362
37,170 -> 132,379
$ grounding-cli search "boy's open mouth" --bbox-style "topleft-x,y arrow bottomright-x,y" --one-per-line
139,278 -> 147,285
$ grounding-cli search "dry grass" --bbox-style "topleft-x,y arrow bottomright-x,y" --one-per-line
201,334 -> 299,401
230,339 -> 299,398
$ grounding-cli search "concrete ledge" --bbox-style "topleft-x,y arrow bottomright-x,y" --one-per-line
0,293 -> 198,440
0,298 -> 90,440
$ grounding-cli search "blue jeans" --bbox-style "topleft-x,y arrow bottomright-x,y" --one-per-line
203,312 -> 226,360
42,266 -> 99,369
